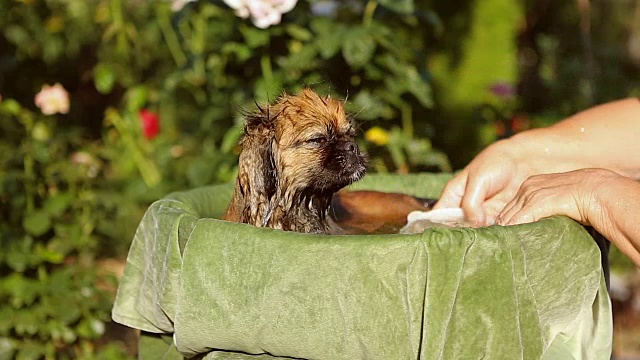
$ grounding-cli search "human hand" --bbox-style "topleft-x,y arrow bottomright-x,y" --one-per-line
496,168 -> 614,226
434,139 -> 535,226
496,168 -> 640,266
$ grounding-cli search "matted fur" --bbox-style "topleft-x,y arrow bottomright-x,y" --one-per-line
223,88 -> 367,233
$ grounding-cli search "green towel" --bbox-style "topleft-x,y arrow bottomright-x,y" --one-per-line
112,173 -> 612,359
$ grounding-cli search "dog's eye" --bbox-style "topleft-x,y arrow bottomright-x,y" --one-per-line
306,136 -> 327,145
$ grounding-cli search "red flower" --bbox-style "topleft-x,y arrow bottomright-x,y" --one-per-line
139,109 -> 160,140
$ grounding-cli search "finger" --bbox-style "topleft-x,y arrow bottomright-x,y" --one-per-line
461,175 -> 493,226
497,186 -> 529,225
434,173 -> 467,209
483,200 -> 507,226
503,205 -> 539,225
482,183 -> 524,226
497,200 -> 519,225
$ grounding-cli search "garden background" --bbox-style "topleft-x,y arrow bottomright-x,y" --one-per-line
1,0 -> 640,358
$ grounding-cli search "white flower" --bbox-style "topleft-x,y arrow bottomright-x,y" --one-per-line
34,83 -> 69,115
171,0 -> 196,12
223,0 -> 297,29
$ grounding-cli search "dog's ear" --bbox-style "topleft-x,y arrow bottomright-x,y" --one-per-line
236,105 -> 278,226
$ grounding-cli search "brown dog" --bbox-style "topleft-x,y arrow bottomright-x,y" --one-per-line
223,88 -> 367,233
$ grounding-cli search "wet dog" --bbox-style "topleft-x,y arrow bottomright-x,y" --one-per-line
223,89 -> 367,233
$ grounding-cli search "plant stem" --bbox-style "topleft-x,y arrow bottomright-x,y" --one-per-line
363,1 -> 378,27
107,109 -> 161,187
401,103 -> 413,139
111,0 -> 129,57
157,5 -> 188,67
21,113 -> 35,214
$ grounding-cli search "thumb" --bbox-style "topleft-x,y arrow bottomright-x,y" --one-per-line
461,175 -> 491,226
434,173 -> 467,209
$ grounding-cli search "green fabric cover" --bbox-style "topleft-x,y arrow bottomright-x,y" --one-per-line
112,173 -> 612,359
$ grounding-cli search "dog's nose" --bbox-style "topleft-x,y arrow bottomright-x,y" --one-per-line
339,141 -> 358,153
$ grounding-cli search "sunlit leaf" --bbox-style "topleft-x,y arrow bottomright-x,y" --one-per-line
286,24 -> 313,41
342,27 -> 376,68
240,25 -> 270,48
125,86 -> 149,112
44,192 -> 73,217
0,337 -> 17,360
93,63 -> 116,94
221,126 -> 243,153
349,91 -> 394,120
22,211 -> 51,237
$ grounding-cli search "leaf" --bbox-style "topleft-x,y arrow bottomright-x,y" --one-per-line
286,24 -> 313,41
93,63 -> 116,94
253,76 -> 283,103
22,211 -> 52,237
0,99 -> 23,116
35,244 -> 64,265
4,25 -> 29,46
405,68 -> 433,107
221,126 -> 243,153
76,318 -> 105,339
125,86 -> 148,112
342,27 -> 376,68
44,192 -> 73,217
310,18 -> 345,59
16,342 -> 45,360
378,0 -> 414,14
349,91 -> 394,120
282,43 -> 318,71
0,337 -> 17,360
2,273 -> 39,308
240,25 -> 270,48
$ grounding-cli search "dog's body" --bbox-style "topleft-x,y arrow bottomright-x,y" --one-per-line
223,89 -> 367,233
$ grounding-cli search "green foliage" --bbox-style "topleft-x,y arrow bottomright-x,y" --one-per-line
0,0 -> 450,357
2,0 -> 639,356
0,101 -> 130,358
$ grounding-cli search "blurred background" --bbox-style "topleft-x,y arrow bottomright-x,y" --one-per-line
1,0 -> 639,358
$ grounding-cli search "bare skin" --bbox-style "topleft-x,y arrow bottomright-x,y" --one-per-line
434,97 -> 640,265
435,98 -> 640,225
497,169 -> 640,267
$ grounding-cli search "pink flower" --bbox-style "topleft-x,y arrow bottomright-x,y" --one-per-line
34,83 -> 70,115
488,82 -> 516,99
223,0 -> 297,29
139,109 -> 160,140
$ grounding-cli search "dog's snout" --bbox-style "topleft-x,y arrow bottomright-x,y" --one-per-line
340,141 -> 358,153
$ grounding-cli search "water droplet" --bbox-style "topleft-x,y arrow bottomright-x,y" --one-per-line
580,127 -> 585,133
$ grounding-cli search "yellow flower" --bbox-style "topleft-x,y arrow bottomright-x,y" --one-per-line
365,126 -> 390,146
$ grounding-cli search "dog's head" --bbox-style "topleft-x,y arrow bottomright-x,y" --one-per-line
231,88 -> 367,229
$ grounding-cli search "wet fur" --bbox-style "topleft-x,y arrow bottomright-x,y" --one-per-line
223,89 -> 367,233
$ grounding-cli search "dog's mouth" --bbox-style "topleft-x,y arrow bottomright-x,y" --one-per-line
340,153 -> 367,182
329,149 -> 367,188
311,139 -> 368,192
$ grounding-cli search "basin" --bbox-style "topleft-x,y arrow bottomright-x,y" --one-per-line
112,173 -> 612,359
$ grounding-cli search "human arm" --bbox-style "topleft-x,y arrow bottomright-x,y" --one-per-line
434,98 -> 640,226
497,168 -> 640,267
